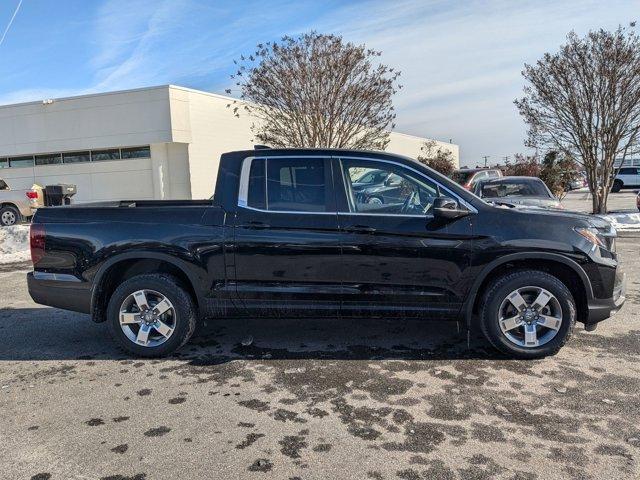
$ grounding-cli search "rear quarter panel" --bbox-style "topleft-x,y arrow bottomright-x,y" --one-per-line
33,205 -> 227,303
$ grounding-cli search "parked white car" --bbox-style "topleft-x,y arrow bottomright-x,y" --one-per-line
612,166 -> 640,192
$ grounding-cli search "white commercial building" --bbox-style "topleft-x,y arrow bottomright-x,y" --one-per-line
0,85 -> 459,202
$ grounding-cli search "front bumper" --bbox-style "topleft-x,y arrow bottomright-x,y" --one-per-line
27,271 -> 91,314
586,271 -> 626,325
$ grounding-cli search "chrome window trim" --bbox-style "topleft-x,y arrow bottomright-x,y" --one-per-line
237,154 -> 478,216
237,156 -> 253,208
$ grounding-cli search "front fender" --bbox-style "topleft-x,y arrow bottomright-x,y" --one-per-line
462,251 -> 594,326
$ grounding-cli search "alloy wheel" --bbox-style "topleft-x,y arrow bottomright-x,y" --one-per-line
119,289 -> 176,347
498,286 -> 563,348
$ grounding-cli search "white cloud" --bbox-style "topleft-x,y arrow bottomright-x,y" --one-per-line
312,0 -> 639,164
1,0 -> 636,166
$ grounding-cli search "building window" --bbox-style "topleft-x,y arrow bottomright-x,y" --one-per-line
91,149 -> 121,161
0,158 -> 8,169
63,151 -> 90,164
9,156 -> 34,168
35,153 -> 63,166
121,146 -> 151,159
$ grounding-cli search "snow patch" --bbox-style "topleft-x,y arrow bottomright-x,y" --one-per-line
0,225 -> 30,264
599,212 -> 640,231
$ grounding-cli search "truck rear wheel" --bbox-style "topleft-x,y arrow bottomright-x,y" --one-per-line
0,205 -> 21,226
106,274 -> 197,357
479,270 -> 575,359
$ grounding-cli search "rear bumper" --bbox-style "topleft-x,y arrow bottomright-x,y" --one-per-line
586,271 -> 626,325
27,271 -> 91,314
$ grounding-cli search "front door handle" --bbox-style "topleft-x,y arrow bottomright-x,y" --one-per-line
343,225 -> 377,234
240,221 -> 271,229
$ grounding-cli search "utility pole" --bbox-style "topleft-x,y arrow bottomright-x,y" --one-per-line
482,156 -> 490,168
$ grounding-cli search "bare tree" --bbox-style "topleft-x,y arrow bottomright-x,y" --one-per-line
503,154 -> 541,177
226,32 -> 401,150
539,151 -> 579,200
416,140 -> 456,176
515,26 -> 640,213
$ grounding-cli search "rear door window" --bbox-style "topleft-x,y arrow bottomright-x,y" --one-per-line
266,158 -> 328,212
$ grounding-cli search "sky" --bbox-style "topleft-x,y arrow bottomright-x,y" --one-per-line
0,0 -> 637,166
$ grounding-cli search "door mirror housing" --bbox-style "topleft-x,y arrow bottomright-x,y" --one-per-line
433,197 -> 470,220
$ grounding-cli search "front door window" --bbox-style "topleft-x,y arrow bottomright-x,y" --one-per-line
341,159 -> 440,216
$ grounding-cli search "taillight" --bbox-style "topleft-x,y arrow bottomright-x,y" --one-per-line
26,190 -> 38,199
30,224 -> 46,265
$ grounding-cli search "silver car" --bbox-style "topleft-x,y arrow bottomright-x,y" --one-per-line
473,176 -> 562,209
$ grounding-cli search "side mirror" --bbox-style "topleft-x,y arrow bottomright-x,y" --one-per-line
433,197 -> 470,220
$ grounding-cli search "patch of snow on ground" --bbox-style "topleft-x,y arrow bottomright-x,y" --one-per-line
0,225 -> 30,264
599,212 -> 640,231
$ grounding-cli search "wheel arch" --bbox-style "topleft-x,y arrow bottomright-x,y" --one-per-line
90,252 -> 202,323
464,252 -> 593,327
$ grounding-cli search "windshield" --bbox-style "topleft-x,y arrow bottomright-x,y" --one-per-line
479,179 -> 551,198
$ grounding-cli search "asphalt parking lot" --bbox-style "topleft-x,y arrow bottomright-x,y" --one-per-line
561,189 -> 638,213
0,236 -> 639,480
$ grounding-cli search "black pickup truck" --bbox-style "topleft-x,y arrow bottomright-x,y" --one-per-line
27,148 -> 626,358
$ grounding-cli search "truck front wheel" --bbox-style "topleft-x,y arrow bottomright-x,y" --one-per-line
106,273 -> 197,357
479,270 -> 575,359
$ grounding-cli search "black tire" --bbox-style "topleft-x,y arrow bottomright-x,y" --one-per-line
106,273 -> 197,357
479,270 -> 575,359
611,180 -> 623,193
0,205 -> 21,226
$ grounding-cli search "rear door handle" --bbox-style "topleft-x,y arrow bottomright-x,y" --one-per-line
343,225 -> 377,234
240,221 -> 271,229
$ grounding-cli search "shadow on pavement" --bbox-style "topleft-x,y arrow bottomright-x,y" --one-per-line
0,307 -> 504,362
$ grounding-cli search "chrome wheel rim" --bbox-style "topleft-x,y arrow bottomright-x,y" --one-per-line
367,197 -> 383,205
1,211 -> 16,225
119,289 -> 176,347
498,286 -> 562,348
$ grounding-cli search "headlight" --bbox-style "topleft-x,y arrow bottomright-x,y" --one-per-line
575,227 -> 606,248
575,226 -> 616,253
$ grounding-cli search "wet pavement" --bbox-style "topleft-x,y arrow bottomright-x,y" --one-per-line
0,238 -> 638,480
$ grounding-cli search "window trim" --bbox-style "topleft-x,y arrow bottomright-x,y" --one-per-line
238,155 -> 477,217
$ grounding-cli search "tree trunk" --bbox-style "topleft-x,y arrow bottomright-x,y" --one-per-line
591,187 -> 599,214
